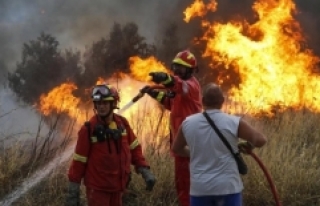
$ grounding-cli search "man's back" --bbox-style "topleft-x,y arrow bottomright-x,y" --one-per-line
182,109 -> 243,196
172,83 -> 267,206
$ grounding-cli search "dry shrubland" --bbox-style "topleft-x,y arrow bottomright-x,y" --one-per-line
1,105 -> 320,206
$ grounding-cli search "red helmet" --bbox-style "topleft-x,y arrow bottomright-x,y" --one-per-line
92,84 -> 120,102
172,50 -> 197,69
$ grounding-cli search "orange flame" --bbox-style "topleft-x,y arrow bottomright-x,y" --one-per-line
184,0 -> 217,23
129,56 -> 169,82
186,0 -> 320,114
38,76 -> 149,120
39,82 -> 80,118
96,77 -> 106,85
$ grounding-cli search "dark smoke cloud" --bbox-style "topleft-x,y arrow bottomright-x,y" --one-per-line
294,0 -> 320,56
0,0 -> 184,73
0,0 -> 319,77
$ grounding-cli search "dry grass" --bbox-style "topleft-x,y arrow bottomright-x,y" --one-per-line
1,103 -> 320,205
0,113 -> 74,204
242,109 -> 320,206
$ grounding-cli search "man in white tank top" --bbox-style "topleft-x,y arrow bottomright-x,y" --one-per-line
172,83 -> 267,206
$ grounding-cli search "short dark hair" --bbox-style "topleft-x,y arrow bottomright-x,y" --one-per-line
202,83 -> 224,108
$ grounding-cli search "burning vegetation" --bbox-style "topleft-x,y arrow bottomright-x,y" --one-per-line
2,0 -> 320,205
182,0 -> 320,115
30,0 -> 320,122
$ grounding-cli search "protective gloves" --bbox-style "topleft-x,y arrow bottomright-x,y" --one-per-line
138,167 -> 156,191
140,86 -> 161,99
140,85 -> 153,94
238,141 -> 254,155
65,182 -> 80,206
149,72 -> 169,84
149,72 -> 174,87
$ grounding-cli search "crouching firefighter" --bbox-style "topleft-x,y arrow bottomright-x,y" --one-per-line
65,83 -> 156,206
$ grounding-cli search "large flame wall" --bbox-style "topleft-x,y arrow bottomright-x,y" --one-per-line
185,0 -> 320,114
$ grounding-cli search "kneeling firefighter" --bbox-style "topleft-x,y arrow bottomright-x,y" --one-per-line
65,83 -> 156,206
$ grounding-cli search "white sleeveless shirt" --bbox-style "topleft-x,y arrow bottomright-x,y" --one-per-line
182,109 -> 244,196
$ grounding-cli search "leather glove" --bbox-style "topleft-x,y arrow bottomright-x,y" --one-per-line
238,141 -> 254,154
149,72 -> 169,84
138,167 -> 156,191
65,182 -> 80,206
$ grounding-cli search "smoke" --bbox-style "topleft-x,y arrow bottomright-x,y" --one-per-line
0,0 -> 189,142
0,87 -> 50,144
0,0 -> 184,73
293,0 -> 320,56
1,0 -> 319,79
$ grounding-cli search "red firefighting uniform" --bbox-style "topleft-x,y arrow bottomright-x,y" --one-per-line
156,75 -> 202,206
68,113 -> 149,206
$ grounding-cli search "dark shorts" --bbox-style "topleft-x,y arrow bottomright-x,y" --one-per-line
190,193 -> 242,206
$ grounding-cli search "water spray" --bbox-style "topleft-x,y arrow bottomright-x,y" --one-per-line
117,85 -> 165,115
0,144 -> 75,206
117,92 -> 144,114
0,85 -> 165,205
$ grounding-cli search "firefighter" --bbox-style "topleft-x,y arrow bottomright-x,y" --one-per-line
141,50 -> 202,206
65,83 -> 156,206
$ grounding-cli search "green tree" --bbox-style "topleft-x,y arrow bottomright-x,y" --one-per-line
81,38 -> 109,88
60,49 -> 83,83
8,33 -> 82,104
105,22 -> 156,70
81,22 -> 156,89
157,22 -> 182,67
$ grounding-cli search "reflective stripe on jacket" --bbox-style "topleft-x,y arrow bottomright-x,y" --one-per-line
161,76 -> 202,146
68,114 -> 149,192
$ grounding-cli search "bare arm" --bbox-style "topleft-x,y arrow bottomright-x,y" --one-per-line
171,125 -> 190,157
238,118 -> 267,148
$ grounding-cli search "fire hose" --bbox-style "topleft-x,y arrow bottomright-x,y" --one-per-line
247,150 -> 282,206
117,85 -> 166,114
133,85 -> 166,102
119,85 -> 281,206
